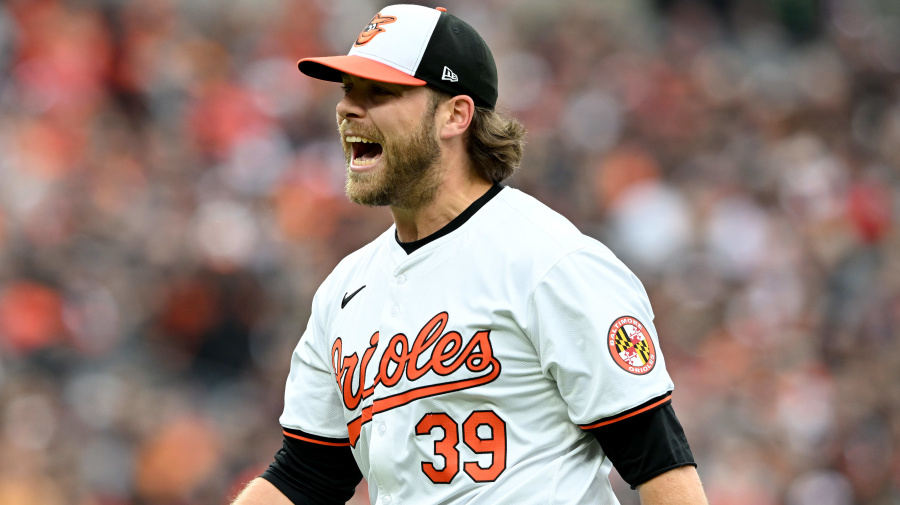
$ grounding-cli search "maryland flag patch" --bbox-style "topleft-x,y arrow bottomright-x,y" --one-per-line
607,316 -> 656,375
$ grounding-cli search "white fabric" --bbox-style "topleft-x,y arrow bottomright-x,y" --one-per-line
347,4 -> 440,76
281,187 -> 674,505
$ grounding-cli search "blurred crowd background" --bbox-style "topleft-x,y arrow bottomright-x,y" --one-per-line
0,0 -> 898,503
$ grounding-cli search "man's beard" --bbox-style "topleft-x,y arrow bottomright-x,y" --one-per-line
340,109 -> 442,209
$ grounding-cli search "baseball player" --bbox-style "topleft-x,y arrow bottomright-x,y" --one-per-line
233,4 -> 707,505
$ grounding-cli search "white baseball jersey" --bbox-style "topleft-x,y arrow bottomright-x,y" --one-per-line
281,187 -> 674,505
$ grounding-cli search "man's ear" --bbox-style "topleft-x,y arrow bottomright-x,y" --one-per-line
439,95 -> 475,140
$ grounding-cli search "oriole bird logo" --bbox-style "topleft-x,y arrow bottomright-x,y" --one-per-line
355,13 -> 397,46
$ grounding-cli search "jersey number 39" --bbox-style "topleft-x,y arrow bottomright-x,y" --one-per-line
415,410 -> 507,483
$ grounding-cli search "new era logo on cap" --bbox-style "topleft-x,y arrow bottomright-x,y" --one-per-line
442,66 -> 458,82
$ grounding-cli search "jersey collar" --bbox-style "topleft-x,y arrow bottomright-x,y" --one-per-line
395,184 -> 505,254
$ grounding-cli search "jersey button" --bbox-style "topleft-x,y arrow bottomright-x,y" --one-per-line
383,495 -> 392,505
391,305 -> 399,316
396,274 -> 405,284
378,423 -> 387,435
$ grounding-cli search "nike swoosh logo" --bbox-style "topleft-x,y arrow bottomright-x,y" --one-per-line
341,285 -> 366,309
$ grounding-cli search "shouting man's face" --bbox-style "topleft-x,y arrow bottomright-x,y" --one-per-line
338,77 -> 443,209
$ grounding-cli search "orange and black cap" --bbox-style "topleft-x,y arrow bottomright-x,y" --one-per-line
298,5 -> 498,110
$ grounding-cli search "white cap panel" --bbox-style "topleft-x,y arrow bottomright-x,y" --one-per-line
347,4 -> 441,75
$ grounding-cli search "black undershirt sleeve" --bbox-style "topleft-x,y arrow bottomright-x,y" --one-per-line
260,429 -> 362,505
588,395 -> 696,489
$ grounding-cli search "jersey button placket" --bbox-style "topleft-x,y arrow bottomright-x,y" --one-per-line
371,270 -> 407,499
390,272 -> 406,317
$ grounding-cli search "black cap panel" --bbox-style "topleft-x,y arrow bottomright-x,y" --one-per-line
416,12 -> 498,110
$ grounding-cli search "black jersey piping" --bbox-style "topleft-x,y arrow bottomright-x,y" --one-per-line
396,184 -> 504,254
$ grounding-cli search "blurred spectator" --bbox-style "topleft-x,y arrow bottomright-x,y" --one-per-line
0,0 -> 898,503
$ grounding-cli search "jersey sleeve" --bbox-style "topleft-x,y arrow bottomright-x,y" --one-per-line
261,430 -> 361,504
588,400 -> 695,488
526,247 -> 674,427
280,291 -> 349,440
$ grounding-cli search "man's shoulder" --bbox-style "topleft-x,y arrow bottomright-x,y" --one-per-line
490,187 -> 600,256
315,227 -> 393,299
337,226 -> 394,268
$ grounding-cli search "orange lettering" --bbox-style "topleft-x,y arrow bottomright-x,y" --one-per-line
378,333 -> 410,387
463,331 -> 495,373
336,312 -> 502,445
407,313 -> 447,380
359,332 -> 379,398
432,331 -> 463,375
340,353 -> 361,410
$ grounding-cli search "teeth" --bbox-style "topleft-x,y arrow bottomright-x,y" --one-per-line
345,136 -> 377,143
352,157 -> 378,166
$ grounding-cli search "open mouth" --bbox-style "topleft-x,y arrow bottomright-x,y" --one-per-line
346,136 -> 383,167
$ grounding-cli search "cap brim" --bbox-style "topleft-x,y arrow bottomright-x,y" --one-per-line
298,55 -> 427,86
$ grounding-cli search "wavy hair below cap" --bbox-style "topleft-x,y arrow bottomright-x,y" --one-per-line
467,105 -> 526,183
429,89 -> 526,183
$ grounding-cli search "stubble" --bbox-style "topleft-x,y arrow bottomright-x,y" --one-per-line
340,104 -> 442,210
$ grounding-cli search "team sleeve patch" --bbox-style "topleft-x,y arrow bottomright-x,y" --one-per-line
607,316 -> 656,375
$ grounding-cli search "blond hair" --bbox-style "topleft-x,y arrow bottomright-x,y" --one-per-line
429,89 -> 526,183
467,106 -> 527,183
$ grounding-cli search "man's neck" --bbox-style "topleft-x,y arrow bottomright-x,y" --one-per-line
391,174 -> 493,243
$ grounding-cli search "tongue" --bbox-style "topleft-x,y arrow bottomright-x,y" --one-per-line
359,143 -> 383,160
